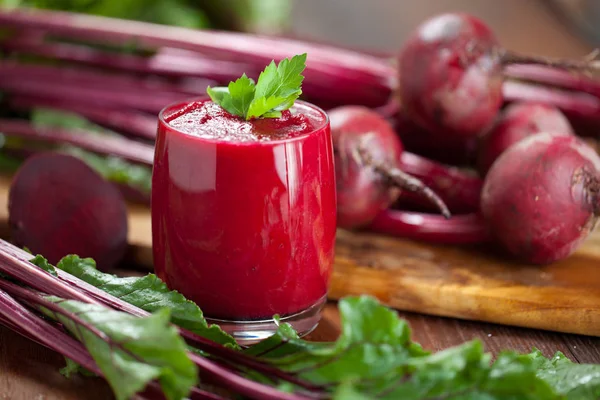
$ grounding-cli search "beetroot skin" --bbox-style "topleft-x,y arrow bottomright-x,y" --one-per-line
481,133 -> 600,264
330,105 -> 449,229
398,13 -> 504,139
8,152 -> 128,270
331,106 -> 404,228
477,102 -> 574,175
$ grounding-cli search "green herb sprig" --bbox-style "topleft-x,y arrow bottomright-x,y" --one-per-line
207,53 -> 307,120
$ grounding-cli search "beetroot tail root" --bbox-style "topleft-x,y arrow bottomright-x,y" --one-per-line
329,106 -> 451,229
359,147 -> 451,219
398,152 -> 482,213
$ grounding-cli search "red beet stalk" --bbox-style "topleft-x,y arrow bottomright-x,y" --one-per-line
0,282 -> 227,400
0,65 -> 188,114
369,211 -> 489,245
0,62 -> 202,97
504,64 -> 600,98
398,152 -> 482,213
1,36 -> 385,109
0,241 -> 321,395
9,95 -> 157,141
0,289 -> 103,374
0,8 -> 394,107
1,34 -> 255,83
503,80 -> 600,120
0,119 -> 154,165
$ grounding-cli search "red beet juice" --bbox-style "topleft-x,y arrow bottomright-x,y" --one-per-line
151,98 -> 336,341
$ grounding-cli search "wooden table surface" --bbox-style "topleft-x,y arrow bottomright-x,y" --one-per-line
2,291 -> 600,400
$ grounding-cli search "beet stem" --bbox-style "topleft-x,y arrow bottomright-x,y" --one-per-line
503,80 -> 600,119
357,146 -> 451,219
1,34 -> 252,83
0,289 -> 103,374
504,64 -> 600,98
9,95 -> 157,141
0,119 -> 155,165
369,211 -> 489,244
0,241 -> 322,394
0,65 -> 184,113
0,287 -> 225,400
378,165 -> 451,219
398,152 -> 483,213
0,8 -> 395,92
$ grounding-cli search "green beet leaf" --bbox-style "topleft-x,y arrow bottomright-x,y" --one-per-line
24,253 -> 600,399
28,108 -> 152,195
64,147 -> 152,195
31,108 -> 113,134
207,73 -> 256,119
41,298 -> 197,400
207,53 -> 306,120
245,296 -> 564,399
59,357 -> 95,378
30,254 -> 57,277
55,255 -> 239,349
528,349 -> 600,399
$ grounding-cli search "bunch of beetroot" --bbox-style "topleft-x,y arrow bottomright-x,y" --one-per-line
329,12 -> 600,265
2,9 -> 600,266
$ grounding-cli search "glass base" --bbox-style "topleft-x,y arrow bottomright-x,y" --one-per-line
206,295 -> 327,346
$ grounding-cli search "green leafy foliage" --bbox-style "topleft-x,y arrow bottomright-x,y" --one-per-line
29,254 -> 57,276
207,74 -> 256,119
245,296 -> 565,399
30,108 -> 109,133
0,152 -> 23,173
42,297 -> 197,400
27,108 -> 152,195
207,53 -> 307,120
64,147 -> 152,196
528,349 -> 600,399
7,0 -> 210,29
21,254 -> 600,399
55,255 -> 239,349
4,0 -> 292,33
60,357 -> 95,378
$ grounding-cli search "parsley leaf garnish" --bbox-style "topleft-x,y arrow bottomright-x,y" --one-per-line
207,53 -> 307,120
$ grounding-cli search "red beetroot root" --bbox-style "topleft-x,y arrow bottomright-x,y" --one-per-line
398,13 -> 504,139
481,133 -> 600,264
395,111 -> 478,166
398,13 -> 600,140
330,106 -> 450,229
477,102 -> 574,175
8,153 -> 128,270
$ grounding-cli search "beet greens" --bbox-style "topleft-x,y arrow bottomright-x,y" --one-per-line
1,242 -> 600,399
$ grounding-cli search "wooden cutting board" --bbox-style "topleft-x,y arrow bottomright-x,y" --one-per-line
0,173 -> 599,337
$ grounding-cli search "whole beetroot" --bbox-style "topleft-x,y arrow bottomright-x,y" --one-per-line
481,133 -> 600,264
8,152 -> 128,270
398,13 -> 504,139
330,106 -> 449,229
398,13 -> 596,140
477,102 -> 574,175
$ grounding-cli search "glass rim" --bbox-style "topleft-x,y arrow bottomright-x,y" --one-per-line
157,96 -> 330,146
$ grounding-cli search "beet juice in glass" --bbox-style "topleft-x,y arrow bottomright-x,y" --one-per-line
151,55 -> 336,344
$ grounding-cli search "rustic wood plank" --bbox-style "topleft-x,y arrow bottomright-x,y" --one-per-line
329,229 -> 600,337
